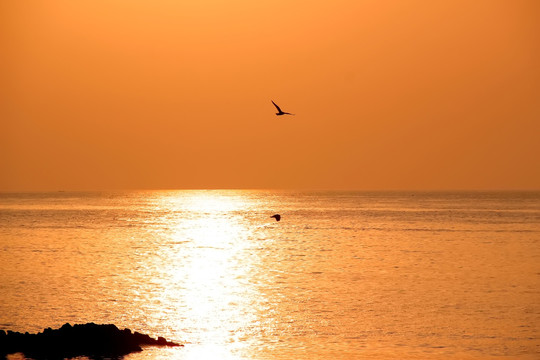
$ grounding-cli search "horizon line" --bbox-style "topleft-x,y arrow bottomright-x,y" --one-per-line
1,187 -> 539,193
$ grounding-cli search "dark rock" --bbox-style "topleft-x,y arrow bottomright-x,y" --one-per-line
0,322 -> 181,359
60,323 -> 72,332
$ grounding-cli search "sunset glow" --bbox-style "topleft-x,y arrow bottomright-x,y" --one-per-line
2,0 -> 539,191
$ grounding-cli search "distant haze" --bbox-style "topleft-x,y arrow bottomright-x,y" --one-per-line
2,0 -> 539,191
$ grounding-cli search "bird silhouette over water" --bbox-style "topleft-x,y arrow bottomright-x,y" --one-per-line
270,214 -> 281,222
271,100 -> 294,116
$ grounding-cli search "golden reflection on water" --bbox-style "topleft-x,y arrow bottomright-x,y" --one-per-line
3,191 -> 538,360
154,191 -> 258,359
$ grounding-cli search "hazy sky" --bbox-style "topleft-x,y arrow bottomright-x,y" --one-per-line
2,0 -> 539,191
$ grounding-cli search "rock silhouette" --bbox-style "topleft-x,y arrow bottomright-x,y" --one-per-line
0,322 -> 181,359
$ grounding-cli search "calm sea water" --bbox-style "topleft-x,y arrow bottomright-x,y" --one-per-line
0,191 -> 539,359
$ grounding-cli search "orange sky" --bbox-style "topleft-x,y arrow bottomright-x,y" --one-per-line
1,0 -> 539,191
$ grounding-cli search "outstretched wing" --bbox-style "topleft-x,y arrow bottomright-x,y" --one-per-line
270,214 -> 281,221
271,100 -> 283,113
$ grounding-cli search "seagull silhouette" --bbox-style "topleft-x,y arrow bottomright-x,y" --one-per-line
270,214 -> 281,222
271,101 -> 294,116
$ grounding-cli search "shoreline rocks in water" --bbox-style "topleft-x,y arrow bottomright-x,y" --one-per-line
0,322 -> 182,359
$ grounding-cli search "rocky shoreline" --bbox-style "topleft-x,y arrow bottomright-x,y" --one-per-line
0,323 -> 181,359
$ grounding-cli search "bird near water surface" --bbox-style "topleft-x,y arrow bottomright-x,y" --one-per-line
270,214 -> 281,222
271,100 -> 294,116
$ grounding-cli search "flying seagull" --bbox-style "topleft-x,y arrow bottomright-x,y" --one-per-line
270,214 -> 281,222
271,100 -> 294,116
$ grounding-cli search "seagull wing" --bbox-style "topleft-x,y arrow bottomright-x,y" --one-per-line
271,100 -> 283,113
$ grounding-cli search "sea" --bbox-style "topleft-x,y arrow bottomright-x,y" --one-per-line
0,190 -> 539,359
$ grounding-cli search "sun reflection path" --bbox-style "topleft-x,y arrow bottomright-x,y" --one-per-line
154,191 -> 263,360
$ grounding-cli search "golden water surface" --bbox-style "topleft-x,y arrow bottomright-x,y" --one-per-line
1,191 -> 539,359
